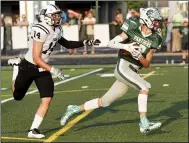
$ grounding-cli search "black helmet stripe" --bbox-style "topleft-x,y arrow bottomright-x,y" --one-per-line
49,4 -> 58,10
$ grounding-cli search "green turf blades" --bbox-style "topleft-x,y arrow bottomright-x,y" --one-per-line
1,65 -> 188,142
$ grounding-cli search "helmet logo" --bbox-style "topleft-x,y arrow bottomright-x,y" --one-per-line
146,9 -> 154,17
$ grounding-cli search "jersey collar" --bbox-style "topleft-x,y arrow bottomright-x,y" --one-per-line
139,26 -> 152,38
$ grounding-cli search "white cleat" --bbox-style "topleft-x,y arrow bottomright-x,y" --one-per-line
28,128 -> 45,139
139,122 -> 162,133
60,105 -> 81,126
8,57 -> 21,67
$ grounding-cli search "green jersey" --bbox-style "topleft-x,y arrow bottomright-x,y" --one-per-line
119,19 -> 163,68
179,26 -> 188,43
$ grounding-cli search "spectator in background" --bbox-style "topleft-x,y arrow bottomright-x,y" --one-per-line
1,14 -> 5,27
12,14 -> 20,26
20,14 -> 29,27
129,9 -> 140,22
116,8 -> 124,24
67,11 -> 78,55
172,11 -> 184,52
165,19 -> 172,53
1,14 -> 6,54
179,18 -> 188,65
112,8 -> 124,25
4,15 -> 12,51
111,9 -> 124,53
14,14 -> 29,27
77,11 -> 83,28
59,9 -> 82,53
82,12 -> 96,55
67,9 -> 82,23
66,10 -> 82,55
84,10 -> 89,19
67,12 -> 77,25
60,9 -> 68,24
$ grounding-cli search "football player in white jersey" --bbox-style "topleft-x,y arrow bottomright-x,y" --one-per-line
60,8 -> 163,134
8,4 -> 100,139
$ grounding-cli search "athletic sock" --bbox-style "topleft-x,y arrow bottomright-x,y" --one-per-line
12,65 -> 19,81
30,114 -> 43,130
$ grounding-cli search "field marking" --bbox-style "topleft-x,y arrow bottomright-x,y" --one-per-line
44,110 -> 93,142
44,71 -> 156,142
1,88 -> 9,91
1,68 -> 103,104
99,72 -> 160,77
142,71 -> 156,79
1,136 -> 45,142
1,88 -> 110,97
163,84 -> 169,87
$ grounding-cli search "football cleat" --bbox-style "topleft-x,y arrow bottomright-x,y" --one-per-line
8,57 -> 21,67
139,121 -> 162,133
60,105 -> 81,126
139,116 -> 162,133
28,128 -> 45,139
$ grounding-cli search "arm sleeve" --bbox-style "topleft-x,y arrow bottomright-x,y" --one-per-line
107,35 -> 125,50
58,37 -> 84,49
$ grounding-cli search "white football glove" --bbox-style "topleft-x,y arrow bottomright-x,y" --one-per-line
130,48 -> 143,60
123,42 -> 140,53
83,39 -> 101,46
50,66 -> 65,80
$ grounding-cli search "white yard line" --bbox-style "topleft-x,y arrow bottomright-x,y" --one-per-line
1,68 -> 103,104
99,73 -> 162,77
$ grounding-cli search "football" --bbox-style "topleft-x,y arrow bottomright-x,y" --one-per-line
122,42 -> 140,55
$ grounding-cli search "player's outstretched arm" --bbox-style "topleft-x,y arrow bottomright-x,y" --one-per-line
58,37 -> 101,49
107,32 -> 139,53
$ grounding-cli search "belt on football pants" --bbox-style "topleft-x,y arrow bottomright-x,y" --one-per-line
129,64 -> 138,73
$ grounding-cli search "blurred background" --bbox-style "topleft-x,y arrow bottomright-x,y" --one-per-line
1,1 -> 188,65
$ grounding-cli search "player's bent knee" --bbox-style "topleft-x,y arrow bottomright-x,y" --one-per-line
41,97 -> 52,105
13,93 -> 25,101
101,98 -> 112,107
139,89 -> 149,95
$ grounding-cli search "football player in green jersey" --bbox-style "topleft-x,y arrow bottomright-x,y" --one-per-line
60,8 -> 163,133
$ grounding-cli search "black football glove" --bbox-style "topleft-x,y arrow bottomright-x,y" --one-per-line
83,39 -> 101,46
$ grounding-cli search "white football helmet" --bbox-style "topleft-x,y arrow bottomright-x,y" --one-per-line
43,4 -> 62,26
35,8 -> 46,22
140,8 -> 162,31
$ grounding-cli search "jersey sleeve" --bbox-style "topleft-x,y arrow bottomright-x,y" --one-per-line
31,27 -> 48,42
121,19 -> 130,33
121,19 -> 138,34
151,32 -> 163,49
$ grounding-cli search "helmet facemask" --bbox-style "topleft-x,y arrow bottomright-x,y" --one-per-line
42,4 -> 62,26
153,20 -> 162,32
45,12 -> 62,26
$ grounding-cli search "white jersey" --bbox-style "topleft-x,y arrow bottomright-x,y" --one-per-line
25,22 -> 63,64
